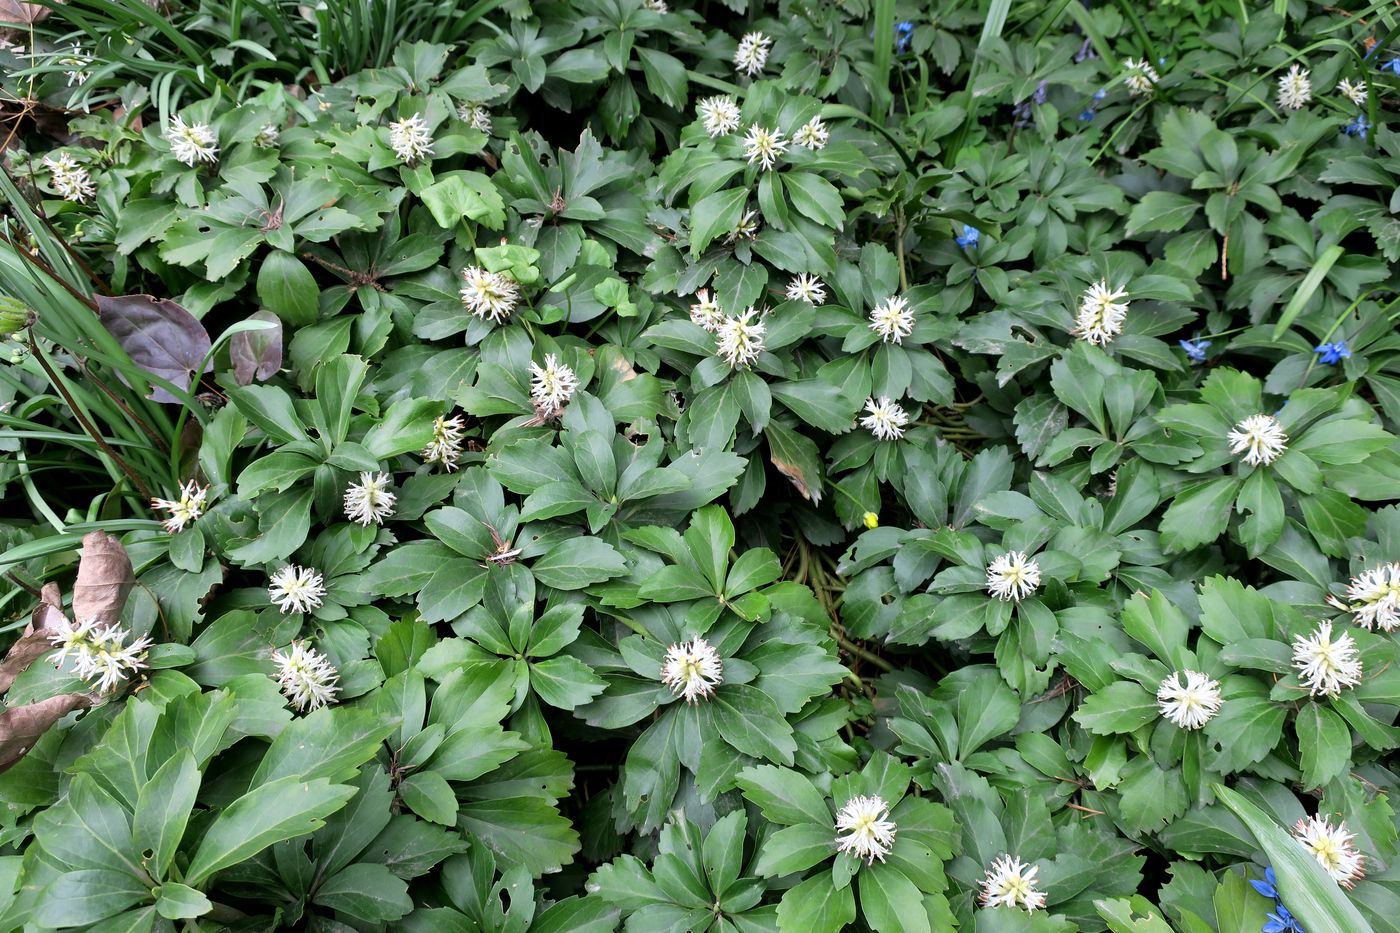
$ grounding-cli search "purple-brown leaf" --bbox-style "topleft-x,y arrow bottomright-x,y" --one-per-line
97,294 -> 212,404
230,311 -> 284,385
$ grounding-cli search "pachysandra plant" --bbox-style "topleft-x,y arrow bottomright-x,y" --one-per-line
8,2 -> 1400,931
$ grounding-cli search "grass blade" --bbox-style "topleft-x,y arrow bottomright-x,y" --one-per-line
1215,786 -> 1373,933
1271,245 -> 1343,340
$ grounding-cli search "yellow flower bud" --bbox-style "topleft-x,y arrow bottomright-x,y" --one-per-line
862,511 -> 879,529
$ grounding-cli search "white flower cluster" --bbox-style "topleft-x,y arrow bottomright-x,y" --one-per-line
1123,59 -> 1159,96
715,307 -> 767,369
150,479 -> 210,534
861,397 -> 909,441
660,637 -> 723,702
1277,64 -> 1312,110
457,102 -> 492,133
43,153 -> 95,203
733,32 -> 772,77
268,565 -> 326,615
530,353 -> 580,418
388,114 -> 434,164
980,854 -> 1046,911
1335,562 -> 1400,631
49,617 -> 153,693
1227,414 -> 1288,467
1156,670 -> 1222,730
986,551 -> 1041,602
867,295 -> 915,344
459,266 -> 521,324
271,641 -> 340,712
343,471 -> 396,526
423,414 -> 466,471
1338,78 -> 1367,107
834,795 -> 897,863
1292,620 -> 1362,697
1074,280 -> 1129,345
166,116 -> 219,167
1293,814 -> 1365,887
785,273 -> 826,305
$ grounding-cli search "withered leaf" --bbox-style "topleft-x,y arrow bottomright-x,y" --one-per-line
72,531 -> 133,628
0,693 -> 93,774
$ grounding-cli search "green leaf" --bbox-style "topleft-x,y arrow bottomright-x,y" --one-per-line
1159,477 -> 1239,553
399,771 -> 459,826
457,796 -> 581,877
735,765 -> 831,826
1296,703 -> 1352,790
1126,191 -> 1200,235
689,187 -> 749,256
531,537 -> 628,589
154,882 -> 212,920
256,250 -> 319,327
1073,682 -> 1158,735
133,752 -> 200,882
783,172 -> 845,229
35,870 -> 149,928
184,777 -> 357,885
1215,785 -> 1372,933
313,862 -> 413,923
860,863 -> 930,933
710,684 -> 796,764
753,822 -> 836,877
776,873 -> 856,933
421,171 -> 505,230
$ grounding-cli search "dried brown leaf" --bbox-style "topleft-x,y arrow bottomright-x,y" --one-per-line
72,531 -> 133,628
0,693 -> 92,774
0,0 -> 51,24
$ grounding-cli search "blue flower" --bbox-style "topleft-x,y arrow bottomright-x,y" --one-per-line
1179,337 -> 1210,363
1263,906 -> 1305,933
1344,116 -> 1371,139
1079,109 -> 1097,121
1093,87 -> 1107,101
1315,341 -> 1351,364
1250,867 -> 1280,900
1380,58 -> 1400,74
1074,38 -> 1095,63
956,225 -> 980,249
895,21 -> 914,52
1033,80 -> 1049,105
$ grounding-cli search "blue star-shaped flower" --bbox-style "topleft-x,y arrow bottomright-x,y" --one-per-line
955,225 -> 980,249
1179,337 -> 1211,363
1344,116 -> 1371,139
1380,58 -> 1400,74
895,21 -> 914,52
1079,109 -> 1097,121
1250,867 -> 1280,900
1263,905 -> 1305,933
1314,341 -> 1351,365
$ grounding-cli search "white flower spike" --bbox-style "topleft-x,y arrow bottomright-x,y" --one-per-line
861,397 -> 909,441
698,96 -> 741,137
742,124 -> 788,170
793,117 -> 830,150
530,353 -> 580,417
1156,670 -> 1222,730
785,273 -> 827,305
44,153 -> 95,203
1074,280 -> 1129,346
1292,620 -> 1362,697
986,551 -> 1041,602
1227,414 -> 1288,467
150,480 -> 210,534
1278,64 -> 1312,110
268,565 -> 326,615
1293,814 -> 1365,887
388,113 -> 434,164
980,854 -> 1047,911
1338,78 -> 1368,106
834,795 -> 897,864
1338,563 -> 1400,632
1123,59 -> 1159,96
660,637 -> 723,702
343,471 -> 396,526
689,289 -> 724,331
459,266 -> 521,324
271,641 -> 340,712
868,295 -> 915,344
457,102 -> 492,133
715,307 -> 766,369
423,414 -> 466,471
166,116 -> 219,166
48,617 -> 153,693
733,31 -> 772,77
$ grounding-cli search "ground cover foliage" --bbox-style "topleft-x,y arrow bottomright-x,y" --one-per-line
2,0 -> 1400,930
